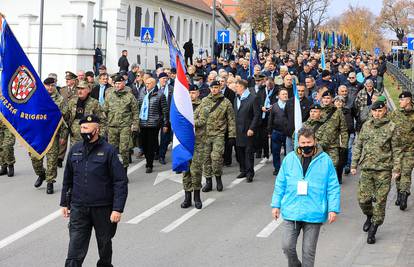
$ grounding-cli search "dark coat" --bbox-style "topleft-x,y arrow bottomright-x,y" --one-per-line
137,87 -> 169,128
223,87 -> 236,105
90,83 -> 111,101
285,97 -> 312,136
183,41 -> 194,56
268,102 -> 288,134
60,137 -> 128,212
118,55 -> 129,72
233,93 -> 260,147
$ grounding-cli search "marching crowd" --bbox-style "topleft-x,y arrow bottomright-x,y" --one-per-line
1,44 -> 413,266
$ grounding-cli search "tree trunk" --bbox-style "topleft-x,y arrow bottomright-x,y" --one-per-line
396,28 -> 404,46
302,17 -> 309,50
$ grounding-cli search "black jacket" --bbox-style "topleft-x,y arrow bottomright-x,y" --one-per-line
91,83 -> 111,101
60,137 -> 128,212
234,93 -> 260,147
223,87 -> 236,105
137,87 -> 168,128
342,107 -> 355,134
268,102 -> 288,134
118,55 -> 129,72
285,97 -> 312,136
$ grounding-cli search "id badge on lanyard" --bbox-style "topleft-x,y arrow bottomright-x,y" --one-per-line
297,180 -> 308,196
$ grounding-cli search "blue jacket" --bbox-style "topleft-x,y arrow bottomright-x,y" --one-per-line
271,148 -> 340,223
60,137 -> 128,212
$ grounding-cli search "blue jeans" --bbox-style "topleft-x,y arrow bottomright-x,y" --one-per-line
271,130 -> 286,171
159,128 -> 172,160
347,133 -> 355,167
286,137 -> 294,154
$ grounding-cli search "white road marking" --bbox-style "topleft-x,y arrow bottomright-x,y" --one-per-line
256,219 -> 284,238
160,198 -> 216,233
126,191 -> 185,224
0,160 -> 145,249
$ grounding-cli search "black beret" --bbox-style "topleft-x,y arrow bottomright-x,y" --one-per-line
170,68 -> 177,74
321,69 -> 331,78
399,91 -> 412,99
371,101 -> 386,110
113,75 -> 125,82
193,75 -> 204,81
79,114 -> 100,125
322,91 -> 332,98
43,77 -> 55,85
210,81 -> 220,87
158,72 -> 168,79
189,84 -> 199,91
85,71 -> 94,78
254,74 -> 266,81
310,104 -> 322,110
119,70 -> 128,76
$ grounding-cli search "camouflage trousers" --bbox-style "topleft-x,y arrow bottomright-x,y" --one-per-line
30,137 -> 59,183
203,136 -> 225,177
0,126 -> 16,166
108,126 -> 131,168
358,170 -> 391,225
396,151 -> 414,194
58,136 -> 68,161
182,141 -> 204,191
324,147 -> 339,167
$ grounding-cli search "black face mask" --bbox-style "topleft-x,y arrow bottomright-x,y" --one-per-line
300,145 -> 314,155
81,130 -> 95,143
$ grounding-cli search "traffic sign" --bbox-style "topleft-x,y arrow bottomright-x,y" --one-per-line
309,39 -> 315,49
408,36 -> 414,51
374,47 -> 380,56
141,27 -> 154,44
256,32 -> 265,42
217,30 -> 230,44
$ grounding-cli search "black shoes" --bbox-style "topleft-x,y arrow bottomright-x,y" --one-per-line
7,165 -> 14,177
273,169 -> 279,176
246,174 -> 253,183
395,191 -> 402,206
145,167 -> 153,173
367,223 -> 379,244
363,215 -> 372,232
181,191 -> 192,208
255,153 -> 262,159
46,182 -> 54,194
400,192 -> 408,211
236,172 -> 247,179
34,174 -> 46,188
194,190 -> 202,209
159,158 -> 166,165
344,166 -> 350,175
57,159 -> 63,168
0,165 -> 7,176
202,178 -> 212,192
124,167 -> 129,183
216,176 -> 223,191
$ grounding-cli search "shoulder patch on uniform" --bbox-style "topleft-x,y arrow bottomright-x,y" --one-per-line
97,152 -> 105,156
72,152 -> 83,156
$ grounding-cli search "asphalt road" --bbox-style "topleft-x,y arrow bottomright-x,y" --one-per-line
0,143 -> 413,267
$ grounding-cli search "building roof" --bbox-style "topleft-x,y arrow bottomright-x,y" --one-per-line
170,0 -> 212,15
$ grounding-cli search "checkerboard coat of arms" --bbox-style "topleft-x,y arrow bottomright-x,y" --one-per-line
8,65 -> 37,103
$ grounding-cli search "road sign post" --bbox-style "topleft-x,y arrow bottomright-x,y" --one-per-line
141,27 -> 155,71
217,30 -> 230,59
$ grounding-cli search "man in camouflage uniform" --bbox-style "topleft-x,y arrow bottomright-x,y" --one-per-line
319,91 -> 349,172
389,91 -> 414,210
31,78 -> 67,194
103,75 -> 138,172
58,71 -> 79,167
354,79 -> 380,132
181,84 -> 204,209
0,120 -> 15,177
198,81 -> 236,192
351,100 -> 402,244
62,81 -> 106,149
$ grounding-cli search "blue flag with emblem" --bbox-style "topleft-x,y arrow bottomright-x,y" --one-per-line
0,15 -> 62,158
249,30 -> 259,77
160,9 -> 185,70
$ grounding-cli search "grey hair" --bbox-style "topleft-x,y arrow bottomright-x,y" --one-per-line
364,79 -> 374,86
298,126 -> 315,140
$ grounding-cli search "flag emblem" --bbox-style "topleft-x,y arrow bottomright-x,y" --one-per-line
8,65 -> 36,103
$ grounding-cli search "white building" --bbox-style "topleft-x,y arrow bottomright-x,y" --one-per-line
0,0 -> 240,83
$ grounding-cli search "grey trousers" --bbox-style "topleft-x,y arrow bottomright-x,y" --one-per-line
281,220 -> 322,267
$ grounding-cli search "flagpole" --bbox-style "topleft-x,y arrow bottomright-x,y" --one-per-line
211,0 -> 216,58
38,0 -> 44,79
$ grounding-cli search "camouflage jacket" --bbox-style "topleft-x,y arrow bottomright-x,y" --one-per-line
198,93 -> 236,138
50,90 -> 68,137
60,85 -> 78,102
317,106 -> 349,149
103,89 -> 139,130
63,96 -> 107,141
193,99 -> 205,142
351,117 -> 402,172
389,107 -> 414,152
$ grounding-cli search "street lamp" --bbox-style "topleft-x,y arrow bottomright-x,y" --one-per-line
211,0 -> 216,57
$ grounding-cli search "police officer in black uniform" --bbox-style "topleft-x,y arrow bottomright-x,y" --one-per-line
60,114 -> 128,267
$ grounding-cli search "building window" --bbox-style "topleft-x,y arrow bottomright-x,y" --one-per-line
144,9 -> 150,27
176,17 -> 181,43
200,24 -> 204,47
195,21 -> 199,45
183,19 -> 188,41
153,12 -> 159,41
134,7 -> 142,37
126,5 -> 131,39
189,20 -> 193,39
205,23 -> 209,47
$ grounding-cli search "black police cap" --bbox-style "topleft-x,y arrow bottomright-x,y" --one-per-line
310,104 -> 322,110
189,84 -> 199,91
43,77 -> 55,85
79,114 -> 100,125
322,90 -> 332,98
85,71 -> 94,77
210,81 -> 220,87
371,101 -> 386,110
399,91 -> 412,99
113,75 -> 125,82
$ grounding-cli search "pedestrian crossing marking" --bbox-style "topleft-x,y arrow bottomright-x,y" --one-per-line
143,30 -> 152,42
256,219 -> 284,238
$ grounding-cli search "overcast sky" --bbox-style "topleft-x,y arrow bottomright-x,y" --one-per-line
327,0 -> 383,17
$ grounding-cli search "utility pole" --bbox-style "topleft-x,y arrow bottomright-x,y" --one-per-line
297,1 -> 302,51
38,0 -> 44,78
270,0 -> 273,49
211,0 -> 216,57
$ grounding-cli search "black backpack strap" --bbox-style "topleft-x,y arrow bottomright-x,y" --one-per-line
210,97 -> 225,113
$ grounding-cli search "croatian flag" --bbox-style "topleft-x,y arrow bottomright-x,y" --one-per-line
170,55 -> 195,171
293,79 -> 302,147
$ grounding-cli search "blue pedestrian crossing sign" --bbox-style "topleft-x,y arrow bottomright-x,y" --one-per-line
374,47 -> 380,56
309,39 -> 315,49
408,36 -> 414,51
217,30 -> 230,44
141,27 -> 154,44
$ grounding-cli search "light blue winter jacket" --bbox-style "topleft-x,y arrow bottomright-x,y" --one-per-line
271,147 -> 341,223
